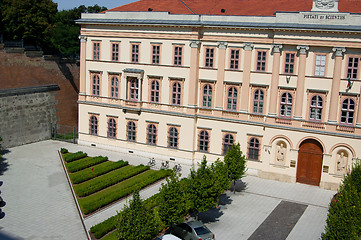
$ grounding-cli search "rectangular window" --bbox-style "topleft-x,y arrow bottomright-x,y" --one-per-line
128,78 -> 139,101
111,43 -> 119,61
174,46 -> 183,66
152,45 -> 160,64
256,51 -> 267,71
347,57 -> 359,79
284,53 -> 295,74
205,48 -> 214,68
92,74 -> 100,96
110,76 -> 119,98
93,42 -> 100,60
131,44 -> 139,63
314,55 -> 326,76
230,49 -> 240,69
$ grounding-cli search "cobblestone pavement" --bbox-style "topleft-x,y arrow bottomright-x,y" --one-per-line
0,140 -> 336,240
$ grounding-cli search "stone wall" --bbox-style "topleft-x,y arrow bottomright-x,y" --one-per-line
0,86 -> 58,148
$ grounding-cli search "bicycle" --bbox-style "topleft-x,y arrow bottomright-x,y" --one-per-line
148,157 -> 156,167
161,160 -> 169,169
174,163 -> 182,173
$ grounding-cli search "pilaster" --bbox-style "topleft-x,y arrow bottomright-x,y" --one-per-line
79,35 -> 87,96
294,45 -> 309,119
215,41 -> 228,109
188,40 -> 201,107
240,43 -> 253,112
268,44 -> 283,116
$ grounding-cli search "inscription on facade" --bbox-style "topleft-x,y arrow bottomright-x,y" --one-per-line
302,13 -> 346,20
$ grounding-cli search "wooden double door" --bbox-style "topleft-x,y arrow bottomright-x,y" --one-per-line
296,139 -> 323,186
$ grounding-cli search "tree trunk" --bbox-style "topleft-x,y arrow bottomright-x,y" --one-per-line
233,180 -> 236,194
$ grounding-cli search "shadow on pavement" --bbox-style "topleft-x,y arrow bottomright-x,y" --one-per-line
230,179 -> 248,193
0,149 -> 10,175
0,231 -> 24,240
198,193 -> 233,223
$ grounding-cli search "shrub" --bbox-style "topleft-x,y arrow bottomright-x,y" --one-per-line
322,160 -> 361,239
66,156 -> 108,173
60,148 -> 68,154
64,151 -> 87,162
90,193 -> 161,239
69,160 -> 128,184
78,169 -> 171,215
74,165 -> 149,197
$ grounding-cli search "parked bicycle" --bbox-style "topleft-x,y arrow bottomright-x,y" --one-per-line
148,157 -> 156,167
161,160 -> 169,169
174,163 -> 182,173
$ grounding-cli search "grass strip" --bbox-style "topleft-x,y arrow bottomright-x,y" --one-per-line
74,165 -> 149,197
79,169 -> 171,215
64,151 -> 87,163
69,160 -> 128,184
66,156 -> 108,173
102,231 -> 117,240
90,193 -> 161,239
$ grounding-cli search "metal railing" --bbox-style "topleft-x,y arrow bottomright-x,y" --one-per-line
51,123 -> 78,144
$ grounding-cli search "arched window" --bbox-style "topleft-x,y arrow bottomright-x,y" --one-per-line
280,92 -> 292,117
227,87 -> 238,110
340,98 -> 355,124
202,84 -> 212,108
168,127 -> 178,148
107,118 -> 117,138
309,95 -> 323,121
199,130 -> 209,152
92,75 -> 100,96
253,89 -> 264,114
172,82 -> 181,105
129,78 -> 139,101
147,124 -> 157,145
111,77 -> 119,98
150,80 -> 160,103
127,121 -> 136,142
248,138 -> 260,160
223,134 -> 234,155
89,115 -> 98,135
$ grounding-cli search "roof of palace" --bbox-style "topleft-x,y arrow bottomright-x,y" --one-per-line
106,0 -> 361,15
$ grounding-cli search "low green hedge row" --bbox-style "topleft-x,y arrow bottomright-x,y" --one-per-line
74,165 -> 150,197
64,151 -> 88,163
60,148 -> 68,154
79,169 -> 171,215
66,156 -> 108,173
69,160 -> 129,184
90,193 -> 161,239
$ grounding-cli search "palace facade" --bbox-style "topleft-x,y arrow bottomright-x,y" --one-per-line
77,0 -> 361,189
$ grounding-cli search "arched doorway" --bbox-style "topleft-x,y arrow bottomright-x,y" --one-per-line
296,139 -> 323,186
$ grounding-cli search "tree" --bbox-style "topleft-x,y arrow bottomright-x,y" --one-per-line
117,190 -> 158,240
211,158 -> 231,196
158,171 -> 189,226
224,143 -> 247,193
187,156 -> 221,215
2,0 -> 57,46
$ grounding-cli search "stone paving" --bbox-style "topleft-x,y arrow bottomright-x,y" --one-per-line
0,140 -> 336,240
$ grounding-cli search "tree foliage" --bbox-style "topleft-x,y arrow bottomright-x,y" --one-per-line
2,0 -> 57,45
224,143 -> 247,193
117,190 -> 158,240
211,158 -> 231,195
158,171 -> 190,226
322,160 -> 361,239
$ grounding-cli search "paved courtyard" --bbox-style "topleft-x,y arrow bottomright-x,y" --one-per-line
0,140 -> 336,240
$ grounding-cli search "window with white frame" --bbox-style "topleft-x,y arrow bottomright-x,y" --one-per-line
202,84 -> 212,108
347,57 -> 359,79
309,95 -> 323,121
280,92 -> 292,117
340,98 -> 355,125
107,118 -> 117,138
128,78 -> 139,101
314,54 -> 326,76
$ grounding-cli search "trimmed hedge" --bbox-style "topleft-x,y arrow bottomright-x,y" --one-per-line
90,193 -> 161,239
60,148 -> 68,154
66,156 -> 108,173
74,165 -> 150,197
64,151 -> 88,163
69,160 -> 128,184
79,169 -> 171,215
